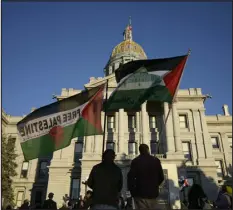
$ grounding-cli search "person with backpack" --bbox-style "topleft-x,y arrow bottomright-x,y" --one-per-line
214,185 -> 232,209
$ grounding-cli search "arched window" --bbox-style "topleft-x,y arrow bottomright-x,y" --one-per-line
39,161 -> 48,178
20,162 -> 29,178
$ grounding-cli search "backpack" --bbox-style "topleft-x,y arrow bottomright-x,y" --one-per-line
223,193 -> 232,209
198,197 -> 212,209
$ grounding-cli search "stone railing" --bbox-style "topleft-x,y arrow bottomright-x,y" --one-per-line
125,154 -> 166,160
154,154 -> 166,159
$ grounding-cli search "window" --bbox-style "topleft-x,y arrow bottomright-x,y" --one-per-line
179,115 -> 188,128
187,172 -> 201,185
182,142 -> 192,160
71,179 -> 80,199
106,142 -> 115,151
128,142 -> 135,154
150,141 -> 157,154
211,137 -> 220,149
74,142 -> 83,162
128,115 -> 136,129
8,137 -> 16,146
215,160 -> 224,180
75,142 -> 83,153
149,116 -> 156,129
35,191 -> 43,204
16,191 -> 24,207
187,178 -> 194,187
20,162 -> 29,178
107,116 -> 115,129
7,137 -> 16,151
228,137 -> 232,149
109,66 -> 113,75
39,161 -> 48,178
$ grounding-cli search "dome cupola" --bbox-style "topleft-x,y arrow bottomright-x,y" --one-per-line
104,17 -> 147,76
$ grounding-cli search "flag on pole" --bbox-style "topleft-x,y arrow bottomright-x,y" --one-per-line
17,85 -> 105,161
104,53 -> 189,111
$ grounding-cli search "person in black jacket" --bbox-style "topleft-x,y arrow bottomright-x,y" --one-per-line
188,184 -> 209,209
127,144 -> 164,209
19,199 -> 30,209
87,149 -> 123,210
43,192 -> 57,209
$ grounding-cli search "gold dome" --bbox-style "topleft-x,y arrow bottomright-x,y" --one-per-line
111,40 -> 147,59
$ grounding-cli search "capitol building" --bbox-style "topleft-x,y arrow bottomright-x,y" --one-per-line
2,22 -> 232,209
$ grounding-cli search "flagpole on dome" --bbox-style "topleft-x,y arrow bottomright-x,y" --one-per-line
129,16 -> 132,57
102,79 -> 109,156
157,49 -> 191,154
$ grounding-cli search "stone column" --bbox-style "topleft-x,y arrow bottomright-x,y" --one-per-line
141,102 -> 150,146
192,110 -> 205,159
85,136 -> 93,153
93,135 -> 101,154
47,168 -> 71,208
101,111 -> 105,129
101,111 -> 105,152
79,166 -> 92,197
115,112 -> 119,133
52,149 -> 62,159
220,132 -> 230,175
118,109 -> 125,154
164,102 -> 175,154
136,112 -> 140,132
136,112 -> 140,153
220,132 -> 231,153
199,109 -> 213,158
115,112 -> 119,153
171,102 -> 182,152
47,143 -> 74,208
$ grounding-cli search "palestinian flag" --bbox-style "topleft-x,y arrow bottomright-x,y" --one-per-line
104,53 -> 189,111
17,85 -> 104,161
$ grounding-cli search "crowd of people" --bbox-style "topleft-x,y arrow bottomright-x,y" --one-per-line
183,183 -> 232,209
4,144 -> 232,210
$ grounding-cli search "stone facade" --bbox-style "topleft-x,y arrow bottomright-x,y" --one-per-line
2,22 -> 232,209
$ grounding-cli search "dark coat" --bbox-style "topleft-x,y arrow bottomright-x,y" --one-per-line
127,154 -> 164,199
19,203 -> 29,210
215,191 -> 232,209
43,199 -> 57,209
87,161 -> 123,207
188,184 -> 208,209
